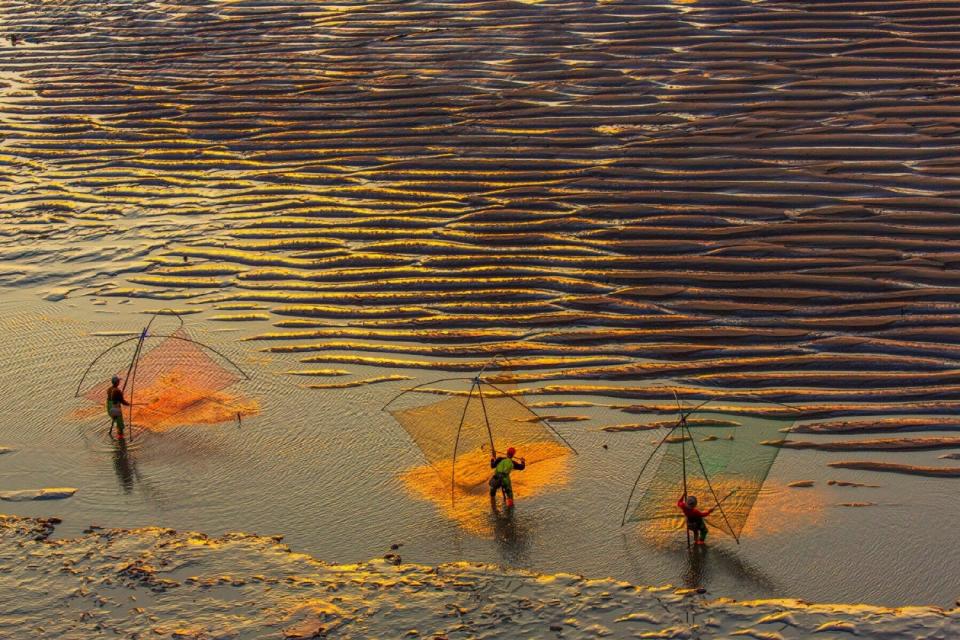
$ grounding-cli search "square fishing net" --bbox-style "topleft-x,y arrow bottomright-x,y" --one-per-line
626,411 -> 795,540
80,328 -> 249,429
388,382 -> 572,490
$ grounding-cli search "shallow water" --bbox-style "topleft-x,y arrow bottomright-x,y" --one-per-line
0,289 -> 956,608
2,0 -> 960,612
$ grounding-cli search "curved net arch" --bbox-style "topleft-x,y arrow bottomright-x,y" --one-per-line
76,313 -> 254,434
622,392 -> 798,542
384,371 -> 576,504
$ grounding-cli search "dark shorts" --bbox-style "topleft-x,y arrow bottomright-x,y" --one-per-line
489,474 -> 513,499
686,516 -> 706,532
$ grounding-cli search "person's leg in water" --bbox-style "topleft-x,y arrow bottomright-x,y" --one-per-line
112,414 -> 125,439
503,476 -> 514,508
489,474 -> 502,509
696,522 -> 708,545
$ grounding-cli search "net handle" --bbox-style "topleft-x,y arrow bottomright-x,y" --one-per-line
620,396 -> 712,527
450,381 -> 478,506
75,309 -> 186,396
475,380 -> 496,457
684,420 -> 740,544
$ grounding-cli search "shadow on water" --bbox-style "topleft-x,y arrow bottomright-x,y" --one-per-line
489,501 -> 533,567
679,544 -> 778,593
620,532 -> 780,596
105,428 -> 166,507
112,437 -> 136,494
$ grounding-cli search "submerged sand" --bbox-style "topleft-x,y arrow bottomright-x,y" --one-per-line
1,515 -> 956,639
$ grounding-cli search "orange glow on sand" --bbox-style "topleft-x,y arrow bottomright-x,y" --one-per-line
401,441 -> 570,536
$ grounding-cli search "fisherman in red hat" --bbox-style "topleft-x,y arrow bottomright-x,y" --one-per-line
489,447 -> 526,508
677,493 -> 713,545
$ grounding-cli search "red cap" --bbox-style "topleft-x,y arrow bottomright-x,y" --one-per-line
507,447 -> 516,457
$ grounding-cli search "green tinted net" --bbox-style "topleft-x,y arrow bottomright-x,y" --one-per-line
388,383 -> 570,488
627,411 -> 794,539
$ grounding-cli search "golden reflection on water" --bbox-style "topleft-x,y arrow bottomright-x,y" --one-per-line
401,441 -> 570,536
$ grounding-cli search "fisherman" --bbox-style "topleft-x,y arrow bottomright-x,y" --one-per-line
489,447 -> 525,508
677,494 -> 713,545
106,375 -> 130,438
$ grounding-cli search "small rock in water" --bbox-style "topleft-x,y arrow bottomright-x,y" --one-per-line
0,487 -> 77,501
602,443 -> 608,449
702,435 -> 718,442
0,447 -> 15,455
383,553 -> 401,566
828,480 -> 879,488
940,453 -> 960,460
390,543 -> 402,550
787,481 -> 814,488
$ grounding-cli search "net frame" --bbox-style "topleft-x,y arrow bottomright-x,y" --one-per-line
620,390 -> 799,545
383,371 -> 578,505
75,310 -> 251,439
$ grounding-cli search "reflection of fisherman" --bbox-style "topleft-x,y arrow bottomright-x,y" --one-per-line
678,494 -> 713,546
106,375 -> 130,438
489,447 -> 525,508
113,437 -> 135,493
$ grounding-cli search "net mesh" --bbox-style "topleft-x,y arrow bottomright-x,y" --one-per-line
81,328 -> 252,430
627,410 -> 794,539
389,382 -> 570,491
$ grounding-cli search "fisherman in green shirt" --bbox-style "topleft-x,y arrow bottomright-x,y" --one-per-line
106,375 -> 130,438
489,447 -> 526,508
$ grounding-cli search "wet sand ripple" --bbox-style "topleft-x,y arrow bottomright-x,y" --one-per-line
4,0 -> 960,419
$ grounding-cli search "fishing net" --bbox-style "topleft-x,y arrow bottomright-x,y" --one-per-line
626,410 -> 795,540
78,328 -> 256,431
388,381 -> 573,494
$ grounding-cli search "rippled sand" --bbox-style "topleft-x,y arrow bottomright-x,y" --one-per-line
4,0 -> 960,423
4,0 -> 960,622
1,515 -> 956,639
